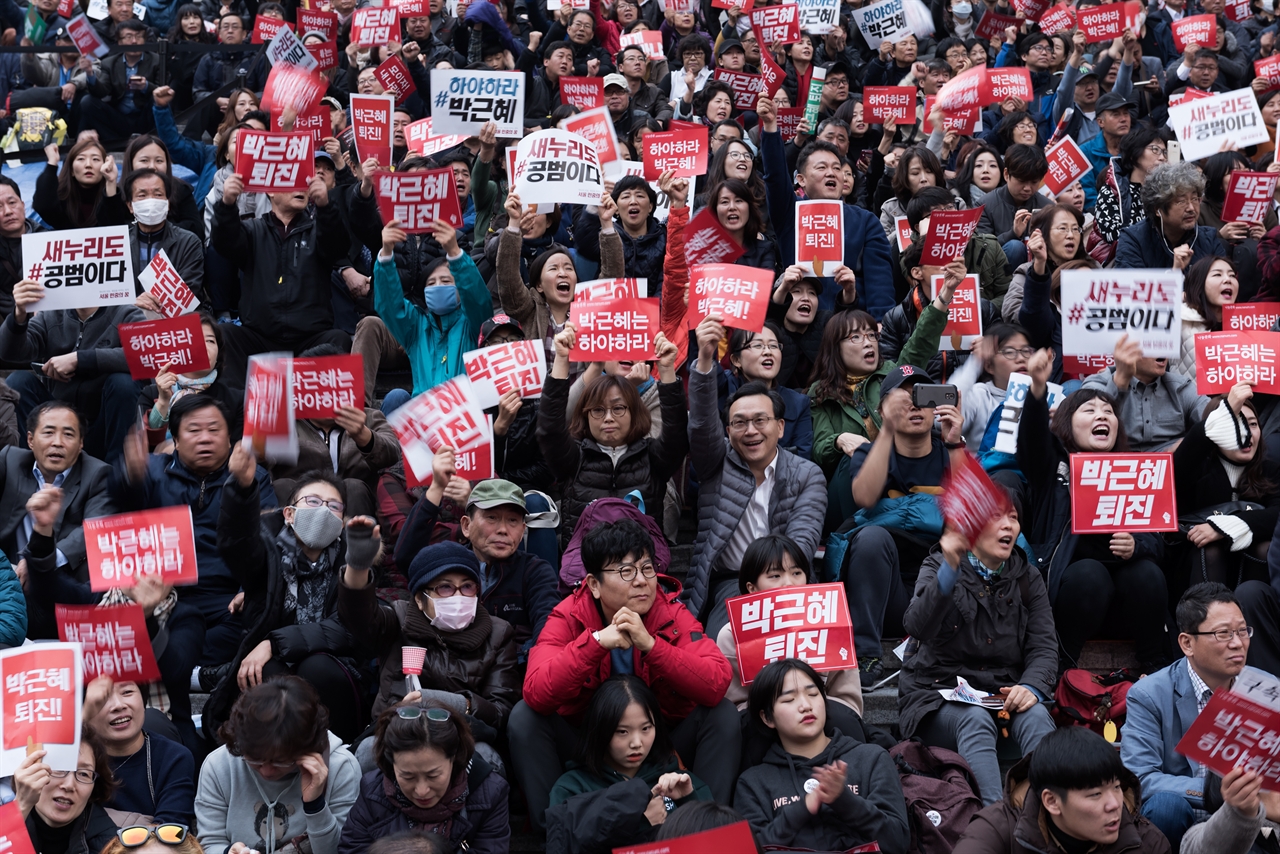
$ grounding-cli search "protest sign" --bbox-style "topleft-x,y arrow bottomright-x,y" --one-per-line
1176,685 -> 1280,789
850,0 -> 910,47
795,200 -> 843,276
559,76 -> 603,110
0,802 -> 34,854
1169,88 -> 1269,162
687,264 -> 772,331
932,273 -> 982,350
138,249 -> 198,318
430,69 -> 525,139
1194,330 -> 1280,395
569,299 -> 660,361
405,117 -> 467,157
375,56 -> 415,100
85,506 -> 199,591
350,93 -> 394,168
120,315 -> 210,380
297,7 -> 337,39
1062,353 -> 1116,377
728,584 -> 855,684
280,99 -> 328,147
463,339 -> 546,408
919,207 -> 983,266
757,48 -> 786,97
1011,0 -> 1050,19
750,3 -> 801,45
1257,54 -> 1280,87
713,69 -> 768,111
245,353 -> 297,462
1221,171 -> 1279,223
1235,670 -> 1280,712
1060,268 -> 1182,359
939,450 -> 1010,542
1078,2 -> 1132,40
1038,4 -> 1076,35
612,822 -> 767,854
802,66 -> 826,129
66,14 -> 108,57
266,25 -> 315,69
973,10 -> 1019,42
1172,14 -> 1217,52
1070,454 -> 1177,533
56,0 -> 75,16
562,107 -> 622,166
387,377 -> 491,482
403,428 -> 496,488
1226,0 -> 1252,20
393,0 -> 427,14
251,13 -> 289,43
575,278 -> 646,300
923,96 -> 980,134
292,354 -> 364,418
350,6 -> 398,45
864,86 -> 915,123
619,30 -> 665,60
1043,137 -> 1093,196
894,216 -> 912,252
512,129 -> 604,206
57,604 -> 161,683
375,168 -> 464,232
683,207 -> 747,266
22,226 -> 134,312
641,127 -> 707,181
993,372 -> 1065,454
1223,304 -> 1280,333
235,130 -> 314,193
0,645 -> 81,776
987,67 -> 1034,104
713,0 -> 753,9
797,0 -> 840,33
1170,87 -> 1214,107
776,107 -> 807,142
935,65 -> 988,114
307,39 -> 339,72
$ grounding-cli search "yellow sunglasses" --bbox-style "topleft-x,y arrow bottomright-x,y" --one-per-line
117,825 -> 188,848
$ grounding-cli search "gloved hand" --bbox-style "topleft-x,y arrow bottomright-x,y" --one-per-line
345,517 -> 381,572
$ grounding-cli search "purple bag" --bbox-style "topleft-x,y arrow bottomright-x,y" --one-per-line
558,496 -> 671,590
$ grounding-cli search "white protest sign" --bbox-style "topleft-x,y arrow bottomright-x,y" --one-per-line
266,25 -> 318,70
1060,269 -> 1183,359
462,339 -> 546,408
993,371 -> 1066,454
429,69 -> 525,139
797,0 -> 840,33
22,226 -> 135,312
850,0 -> 910,46
138,249 -> 199,317
512,129 -> 604,206
0,644 -> 83,777
574,278 -> 648,300
1168,88 -> 1269,162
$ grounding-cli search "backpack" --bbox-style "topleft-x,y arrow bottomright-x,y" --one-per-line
889,740 -> 983,854
1053,668 -> 1133,736
558,494 -> 671,590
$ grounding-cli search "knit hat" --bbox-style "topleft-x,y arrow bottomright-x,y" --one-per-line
407,541 -> 482,594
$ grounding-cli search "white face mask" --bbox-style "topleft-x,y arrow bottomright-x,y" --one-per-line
1266,0 -> 1274,12
952,2 -> 972,16
429,593 -> 478,631
132,198 -> 169,226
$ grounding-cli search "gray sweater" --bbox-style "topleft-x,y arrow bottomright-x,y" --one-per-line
0,304 -> 144,375
1080,366 -> 1209,451
1181,800 -> 1269,854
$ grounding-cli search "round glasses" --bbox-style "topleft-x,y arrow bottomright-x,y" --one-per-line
740,341 -> 781,353
845,332 -> 879,345
424,580 -> 479,598
118,826 -> 188,848
728,415 -> 778,433
295,495 -> 345,514
588,404 -> 629,420
245,758 -> 297,770
603,562 -> 657,582
998,346 -> 1036,360
397,706 -> 453,721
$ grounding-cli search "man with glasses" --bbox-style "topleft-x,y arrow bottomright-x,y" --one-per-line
683,314 -> 827,636
192,14 -> 267,134
562,10 -> 614,77
616,45 -> 670,122
80,18 -> 158,147
1115,161 -> 1226,268
602,72 -> 652,139
1122,583 -> 1270,851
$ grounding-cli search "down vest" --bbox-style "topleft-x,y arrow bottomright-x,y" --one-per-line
573,209 -> 668,297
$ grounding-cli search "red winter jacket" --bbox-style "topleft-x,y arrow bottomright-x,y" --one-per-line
522,576 -> 731,722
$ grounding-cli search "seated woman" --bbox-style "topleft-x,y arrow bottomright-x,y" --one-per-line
733,660 -> 910,853
720,324 -> 813,459
13,726 -> 117,854
139,314 -> 244,443
337,700 -> 509,854
1176,256 -> 1238,379
122,133 -> 203,239
545,676 -> 713,854
899,504 -> 1058,806
716,536 -> 865,768
705,178 -> 778,276
197,677 -> 362,854
949,323 -> 1034,452
33,137 -> 131,231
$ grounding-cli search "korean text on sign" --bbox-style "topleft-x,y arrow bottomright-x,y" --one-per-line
85,506 -> 200,591
683,207 -> 747,267
120,314 -> 210,379
387,376 -> 491,482
56,604 -> 161,683
932,273 -> 982,350
863,86 -> 915,123
562,107 -> 622,166
687,264 -> 772,332
245,354 -> 293,444
559,76 -> 603,110
292,354 -> 364,419
512,129 -> 603,206
1060,268 -> 1183,359
463,339 -> 546,408
375,168 -> 464,232
749,3 -> 800,45
919,207 -> 983,266
641,128 -> 707,181
795,200 -> 843,276
728,584 -> 855,685
1222,304 -> 1280,333
570,298 -> 660,362
350,6 -> 398,45
1221,171 -> 1279,223
0,644 -> 81,776
1194,330 -> 1280,395
22,226 -> 135,312
404,117 -> 467,158
849,0 -> 909,47
1176,689 -> 1280,791
1042,137 -> 1092,197
430,69 -> 525,139
1069,454 -> 1178,534
1170,88 -> 1270,162
350,94 -> 394,169
138,248 -> 198,317
234,130 -> 314,193
574,278 -> 646,301
713,70 -> 768,111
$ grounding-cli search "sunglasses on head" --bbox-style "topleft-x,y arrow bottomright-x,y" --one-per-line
118,825 -> 189,848
397,706 -> 451,722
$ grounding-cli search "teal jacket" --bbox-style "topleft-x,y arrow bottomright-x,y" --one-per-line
373,251 -> 492,394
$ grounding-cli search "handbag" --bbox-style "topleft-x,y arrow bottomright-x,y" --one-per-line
1053,668 -> 1133,735
1178,501 -> 1265,532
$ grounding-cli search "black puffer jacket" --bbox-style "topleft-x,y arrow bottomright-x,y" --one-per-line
573,210 -> 667,296
879,285 -> 999,382
493,398 -> 552,491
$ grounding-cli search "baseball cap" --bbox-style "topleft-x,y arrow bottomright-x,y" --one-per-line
321,95 -> 344,111
1075,65 -> 1099,84
314,150 -> 335,166
716,38 -> 745,57
479,313 -> 523,345
1096,91 -> 1137,113
603,73 -> 629,90
880,364 -> 933,396
466,479 -> 527,512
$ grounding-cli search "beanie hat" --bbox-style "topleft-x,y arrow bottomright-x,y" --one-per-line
407,541 -> 482,594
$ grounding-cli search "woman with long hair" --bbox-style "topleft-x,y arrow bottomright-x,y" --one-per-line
697,138 -> 767,224
1176,256 -> 1239,377
123,133 -> 203,238
213,89 -> 261,149
1199,150 -> 1267,293
33,136 -> 130,230
1000,204 -> 1088,323
951,142 -> 1004,209
708,179 -> 778,275
14,726 -> 118,854
877,146 -> 950,239
164,3 -> 215,111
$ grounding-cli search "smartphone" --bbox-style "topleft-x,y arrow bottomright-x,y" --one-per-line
1167,140 -> 1181,165
912,383 -> 958,409
128,76 -> 145,90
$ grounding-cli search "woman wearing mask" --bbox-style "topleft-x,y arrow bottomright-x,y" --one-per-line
34,137 -> 130,230
139,314 -> 244,439
123,134 -> 203,239
1094,126 -> 1166,249
721,324 -> 813,459
14,727 -> 118,854
952,142 -> 1004,209
1177,256 -> 1239,378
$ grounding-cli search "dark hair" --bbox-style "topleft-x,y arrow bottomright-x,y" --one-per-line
728,322 -> 784,385
1177,582 -> 1242,634
984,322 -> 1030,351
1202,151 -> 1253,209
704,143 -> 766,226
1117,124 -> 1167,176
80,725 -> 118,805
728,380 -> 784,421
965,37 -> 990,65
124,134 -> 175,179
747,659 -> 826,731
1200,397 -> 1274,500
0,174 -> 20,201
287,470 -> 348,508
1183,255 -> 1237,331
1016,31 -> 1051,57
905,185 -> 956,231
570,375 -> 652,444
167,3 -> 215,42
374,700 -> 475,782
901,237 -> 924,278
738,534 -> 812,595
123,167 -> 171,201
710,118 -> 744,141
712,179 -> 764,244
935,36 -> 966,62
26,400 -> 83,436
219,675 -> 331,761
815,117 -> 851,142
579,676 -> 671,777
796,140 -> 843,176
215,116 -> 261,168
1050,389 -> 1130,453
612,174 -> 657,208
1030,203 -> 1087,264
366,832 -> 452,854
569,9 -> 594,27
168,393 -> 230,436
1003,143 -> 1049,182
952,142 -> 1004,208
582,519 -> 655,578
809,310 -> 880,405
433,149 -> 474,172
693,80 -> 736,119
657,803 -> 761,849
1028,727 -> 1126,800
996,111 -> 1036,150
677,33 -> 713,65
527,242 -> 573,291
891,147 -> 946,206
56,137 -> 110,227
617,44 -> 647,65
543,39 -> 574,58
195,311 -> 224,371
116,17 -> 146,34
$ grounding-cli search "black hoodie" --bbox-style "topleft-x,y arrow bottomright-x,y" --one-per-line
733,730 -> 911,853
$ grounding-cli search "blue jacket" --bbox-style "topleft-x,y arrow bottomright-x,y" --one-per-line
153,104 -> 218,208
1079,131 -> 1116,213
0,552 -> 25,648
760,128 -> 896,319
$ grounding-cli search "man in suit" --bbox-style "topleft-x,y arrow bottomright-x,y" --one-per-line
0,401 -> 115,638
1121,582 -> 1269,853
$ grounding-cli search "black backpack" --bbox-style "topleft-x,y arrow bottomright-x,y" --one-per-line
888,740 -> 983,854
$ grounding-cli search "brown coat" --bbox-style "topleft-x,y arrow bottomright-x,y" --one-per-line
269,409 -> 400,491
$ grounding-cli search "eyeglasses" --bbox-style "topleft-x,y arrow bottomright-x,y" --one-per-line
50,769 -> 97,785
726,149 -> 753,160
845,331 -> 880,345
825,77 -> 849,87
1050,225 -> 1084,236
728,415 -> 778,433
118,826 -> 189,848
588,404 -> 629,420
1026,43 -> 1052,53
741,341 -> 781,353
1146,145 -> 1168,157
1189,626 -> 1254,642
1015,120 -> 1038,130
998,346 -> 1037,360
945,50 -> 968,59
397,706 -> 453,722
424,580 -> 479,598
602,562 -> 657,581
295,495 -> 345,514
245,758 -> 297,770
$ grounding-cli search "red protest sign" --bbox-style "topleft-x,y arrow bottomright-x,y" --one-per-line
1257,55 -> 1280,87
1062,353 -> 1115,378
388,377 -> 491,481
795,200 -> 843,276
1176,689 -> 1280,788
405,117 -> 467,157
234,130 -> 314,193
687,264 -> 772,331
749,3 -> 801,46
308,39 -> 339,72
351,6 -> 400,46
56,0 -> 75,17
402,433 -> 495,487
1173,14 -> 1217,52
375,168 -> 464,232
1043,137 -> 1093,196
56,604 -> 162,684
67,14 -> 108,58
463,339 -> 546,408
375,55 -> 415,101
120,315 -> 210,380
619,30 -> 665,60
560,76 -> 604,110
936,65 -> 988,113
0,802 -> 35,854
613,822 -> 764,854
85,506 -> 200,591
139,250 -> 198,318
940,450 -> 1011,543
1195,330 -> 1280,394
292,354 -> 364,418
245,355 -> 292,443
279,99 -> 328,148
1012,0 -> 1050,20
776,107 -> 806,142
642,127 -> 707,181
920,207 -> 983,266
1078,3 -> 1129,40
1222,171 -> 1279,223
261,64 -> 326,119
987,68 -> 1033,104
758,48 -> 786,98
712,0 -> 753,10
1069,453 -> 1178,533
351,94 -> 394,168
1223,304 -> 1280,333
251,14 -> 290,43
562,107 -> 622,165
894,216 -> 912,252
923,96 -> 980,134
0,646 -> 79,756
933,273 -> 983,349
1168,86 -> 1214,107
1225,0 -> 1252,21
297,8 -> 337,40
727,584 -> 855,685
393,0 -> 427,15
974,10 -> 1019,42
1038,4 -> 1077,35
570,298 -> 660,361
864,86 -> 915,123
683,207 -> 747,266
713,69 -> 768,111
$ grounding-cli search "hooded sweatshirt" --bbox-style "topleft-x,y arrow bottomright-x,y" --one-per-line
733,730 -> 911,854
195,732 -> 362,854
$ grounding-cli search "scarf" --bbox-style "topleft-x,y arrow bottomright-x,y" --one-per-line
382,767 -> 468,836
275,526 -> 337,625
171,370 -> 218,407
401,593 -> 493,654
846,373 -> 879,441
